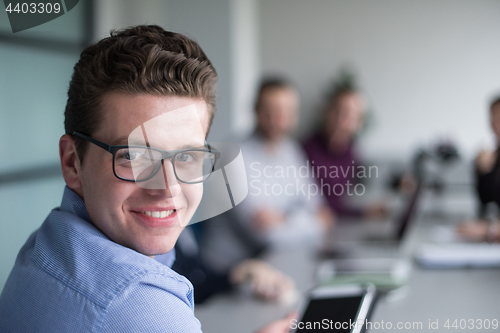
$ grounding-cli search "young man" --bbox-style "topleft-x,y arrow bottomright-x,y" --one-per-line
202,78 -> 333,269
0,25 -> 290,333
242,79 -> 333,237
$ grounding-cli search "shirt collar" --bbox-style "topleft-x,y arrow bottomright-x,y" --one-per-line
60,186 -> 92,224
59,186 -> 177,267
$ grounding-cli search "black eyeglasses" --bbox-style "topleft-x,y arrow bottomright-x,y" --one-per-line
73,132 -> 219,184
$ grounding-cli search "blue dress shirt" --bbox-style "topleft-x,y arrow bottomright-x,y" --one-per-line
0,187 -> 202,332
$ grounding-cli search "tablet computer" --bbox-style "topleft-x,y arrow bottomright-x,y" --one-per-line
290,284 -> 376,333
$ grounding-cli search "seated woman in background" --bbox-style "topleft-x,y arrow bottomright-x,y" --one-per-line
457,96 -> 500,241
303,81 -> 386,219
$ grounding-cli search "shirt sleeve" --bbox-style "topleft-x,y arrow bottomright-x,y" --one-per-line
101,273 -> 203,333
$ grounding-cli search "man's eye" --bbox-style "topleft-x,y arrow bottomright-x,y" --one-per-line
175,152 -> 195,163
118,149 -> 146,161
126,151 -> 143,160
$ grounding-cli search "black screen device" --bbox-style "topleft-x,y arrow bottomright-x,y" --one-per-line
290,285 -> 375,333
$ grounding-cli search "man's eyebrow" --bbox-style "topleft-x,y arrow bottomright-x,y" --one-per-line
111,136 -> 206,150
109,136 -> 134,146
176,142 -> 207,150
110,136 -> 142,146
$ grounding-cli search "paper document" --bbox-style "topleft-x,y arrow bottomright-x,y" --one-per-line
415,243 -> 500,268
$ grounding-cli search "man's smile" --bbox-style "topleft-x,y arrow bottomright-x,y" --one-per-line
141,210 -> 176,218
131,208 -> 180,228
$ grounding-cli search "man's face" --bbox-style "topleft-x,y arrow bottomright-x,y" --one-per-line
77,93 -> 209,256
257,87 -> 298,141
491,104 -> 500,142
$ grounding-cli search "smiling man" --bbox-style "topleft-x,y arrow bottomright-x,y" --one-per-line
0,25 -> 293,333
0,26 -> 216,332
67,95 -> 210,257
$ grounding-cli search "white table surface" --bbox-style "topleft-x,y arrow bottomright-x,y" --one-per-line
195,186 -> 500,333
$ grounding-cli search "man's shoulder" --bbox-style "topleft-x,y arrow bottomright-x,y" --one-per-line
41,208 -> 190,303
0,207 -> 195,332
239,133 -> 260,149
240,133 -> 302,157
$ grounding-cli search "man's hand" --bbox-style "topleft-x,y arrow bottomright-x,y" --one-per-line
230,259 -> 296,302
255,312 -> 296,333
253,209 -> 286,232
476,150 -> 497,174
317,204 -> 336,229
456,220 -> 490,241
364,203 -> 388,220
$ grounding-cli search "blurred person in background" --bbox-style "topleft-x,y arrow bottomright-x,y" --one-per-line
171,225 -> 295,304
303,79 -> 387,219
201,78 -> 334,270
457,95 -> 500,242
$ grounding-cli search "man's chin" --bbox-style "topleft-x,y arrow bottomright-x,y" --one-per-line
134,242 -> 175,258
128,227 -> 184,257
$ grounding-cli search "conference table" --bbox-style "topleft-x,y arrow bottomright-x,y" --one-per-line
195,184 -> 500,333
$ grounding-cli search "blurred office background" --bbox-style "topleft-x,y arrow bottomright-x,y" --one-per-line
1,0 -> 500,291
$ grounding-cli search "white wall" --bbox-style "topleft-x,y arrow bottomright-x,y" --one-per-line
231,0 -> 261,135
94,0 -> 169,41
260,0 -> 500,159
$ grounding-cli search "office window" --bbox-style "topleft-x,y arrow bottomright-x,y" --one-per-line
0,0 -> 94,291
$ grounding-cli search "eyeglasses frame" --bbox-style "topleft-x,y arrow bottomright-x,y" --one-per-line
72,131 -> 219,184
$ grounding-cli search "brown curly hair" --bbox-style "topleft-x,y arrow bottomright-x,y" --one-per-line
64,25 -> 217,161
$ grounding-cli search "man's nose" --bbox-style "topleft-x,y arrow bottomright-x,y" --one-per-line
161,160 -> 181,196
140,159 -> 181,196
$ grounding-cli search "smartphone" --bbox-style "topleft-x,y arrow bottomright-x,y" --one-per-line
289,284 -> 376,333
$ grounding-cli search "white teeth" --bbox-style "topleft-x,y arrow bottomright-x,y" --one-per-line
141,210 -> 175,218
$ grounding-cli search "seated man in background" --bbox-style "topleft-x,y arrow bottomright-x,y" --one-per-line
0,25 -> 291,333
303,82 -> 387,219
457,95 -> 500,242
201,78 -> 333,270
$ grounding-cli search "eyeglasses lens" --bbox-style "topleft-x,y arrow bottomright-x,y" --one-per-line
114,147 -> 215,183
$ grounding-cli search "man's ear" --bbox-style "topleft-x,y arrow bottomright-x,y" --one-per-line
59,134 -> 83,192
